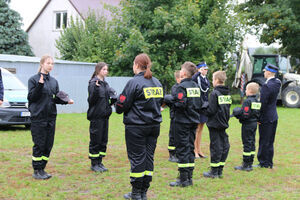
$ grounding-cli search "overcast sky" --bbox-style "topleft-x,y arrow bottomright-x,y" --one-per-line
9,0 -> 47,30
9,0 -> 279,48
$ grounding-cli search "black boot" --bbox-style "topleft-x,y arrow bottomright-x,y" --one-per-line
40,169 -> 52,179
98,157 -> 108,172
234,162 -> 252,171
170,171 -> 191,187
124,187 -> 142,200
32,169 -> 48,180
203,167 -> 218,178
91,159 -> 103,172
218,166 -> 224,178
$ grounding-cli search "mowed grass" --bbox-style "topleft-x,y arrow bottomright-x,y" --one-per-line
0,106 -> 299,200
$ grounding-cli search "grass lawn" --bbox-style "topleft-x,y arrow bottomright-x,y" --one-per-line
0,106 -> 299,199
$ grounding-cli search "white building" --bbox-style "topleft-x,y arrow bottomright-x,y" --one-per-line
26,0 -> 120,58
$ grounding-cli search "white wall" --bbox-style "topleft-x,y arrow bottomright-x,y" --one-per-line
27,0 -> 82,58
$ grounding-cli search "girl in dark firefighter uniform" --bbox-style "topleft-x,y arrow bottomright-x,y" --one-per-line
28,55 -> 74,180
192,61 -> 210,159
168,62 -> 201,187
87,62 -> 116,172
233,82 -> 261,171
202,71 -> 231,178
116,53 -> 163,200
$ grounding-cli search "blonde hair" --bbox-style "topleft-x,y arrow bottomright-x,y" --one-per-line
246,82 -> 259,94
213,71 -> 227,84
181,62 -> 197,78
174,70 -> 180,79
38,55 -> 53,72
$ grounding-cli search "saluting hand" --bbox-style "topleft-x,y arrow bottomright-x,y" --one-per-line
95,80 -> 100,87
68,99 -> 74,104
39,74 -> 44,83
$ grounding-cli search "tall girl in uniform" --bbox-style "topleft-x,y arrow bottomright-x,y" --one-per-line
116,53 -> 163,200
28,55 -> 74,180
87,62 -> 115,172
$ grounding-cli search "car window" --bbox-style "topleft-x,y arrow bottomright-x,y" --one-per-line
2,70 -> 27,90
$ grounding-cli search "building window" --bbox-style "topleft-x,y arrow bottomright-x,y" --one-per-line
55,11 -> 67,30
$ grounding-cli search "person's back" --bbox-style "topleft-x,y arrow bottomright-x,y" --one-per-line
116,72 -> 163,125
202,71 -> 231,179
205,85 -> 231,130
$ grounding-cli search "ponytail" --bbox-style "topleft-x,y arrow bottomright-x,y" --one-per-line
144,66 -> 152,79
134,53 -> 152,79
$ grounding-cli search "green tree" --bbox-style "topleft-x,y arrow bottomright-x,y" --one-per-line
56,11 -> 121,64
0,0 -> 33,56
237,0 -> 300,58
56,0 -> 241,89
113,0 -> 242,88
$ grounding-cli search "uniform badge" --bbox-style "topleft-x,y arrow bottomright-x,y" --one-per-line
244,106 -> 249,112
178,93 -> 183,99
120,95 -> 126,103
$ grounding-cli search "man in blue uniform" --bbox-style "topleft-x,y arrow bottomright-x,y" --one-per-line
255,63 -> 281,169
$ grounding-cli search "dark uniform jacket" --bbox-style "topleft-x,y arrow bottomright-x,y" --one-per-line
27,73 -> 67,122
116,72 -> 163,125
167,83 -> 179,119
235,95 -> 261,123
0,69 -> 3,101
87,77 -> 112,120
192,72 -> 210,102
173,78 -> 201,124
259,77 -> 281,123
204,85 -> 231,129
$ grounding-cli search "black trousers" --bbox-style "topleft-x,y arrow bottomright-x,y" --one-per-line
241,122 -> 257,164
168,119 -> 176,154
31,120 -> 56,170
89,118 -> 109,161
208,127 -> 230,168
174,122 -> 197,173
258,120 -> 278,167
125,124 -> 160,190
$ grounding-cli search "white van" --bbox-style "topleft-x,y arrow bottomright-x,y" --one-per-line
0,68 -> 31,128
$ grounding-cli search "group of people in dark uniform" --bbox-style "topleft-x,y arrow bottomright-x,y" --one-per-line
27,53 -> 280,200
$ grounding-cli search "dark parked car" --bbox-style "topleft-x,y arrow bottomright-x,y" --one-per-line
0,68 -> 31,128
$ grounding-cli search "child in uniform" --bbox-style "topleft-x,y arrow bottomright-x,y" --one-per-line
202,71 -> 231,178
233,82 -> 261,171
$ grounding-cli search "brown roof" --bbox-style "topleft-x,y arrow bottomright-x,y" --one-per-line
26,0 -> 120,32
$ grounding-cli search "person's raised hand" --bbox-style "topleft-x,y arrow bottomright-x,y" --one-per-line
39,74 -> 44,83
68,99 -> 74,104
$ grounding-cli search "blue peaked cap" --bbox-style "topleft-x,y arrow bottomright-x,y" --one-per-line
264,63 -> 279,73
196,61 -> 208,69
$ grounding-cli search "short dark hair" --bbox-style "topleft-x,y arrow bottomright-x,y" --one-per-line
181,62 -> 197,78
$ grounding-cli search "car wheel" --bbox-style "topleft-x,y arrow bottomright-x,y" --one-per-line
282,86 -> 300,108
